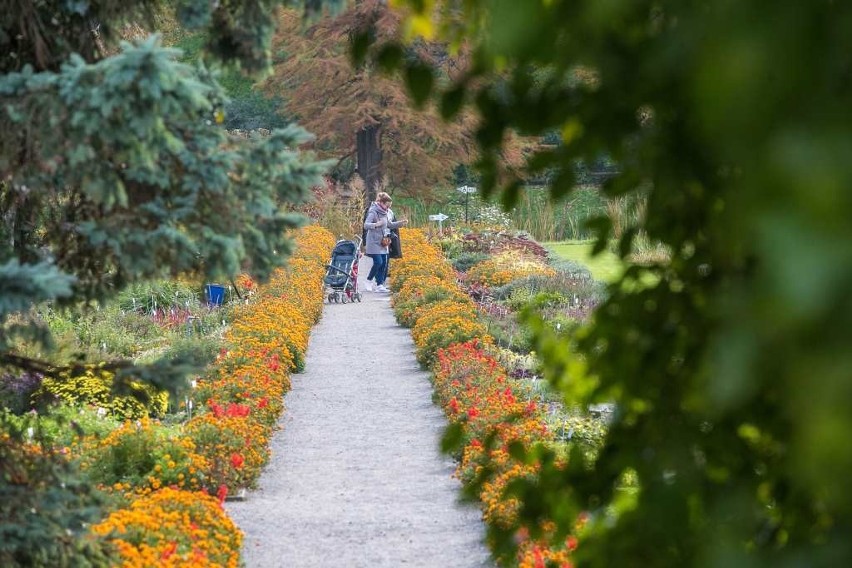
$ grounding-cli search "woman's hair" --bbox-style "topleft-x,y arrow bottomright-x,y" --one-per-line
376,191 -> 392,204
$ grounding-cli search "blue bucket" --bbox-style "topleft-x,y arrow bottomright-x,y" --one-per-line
205,284 -> 226,306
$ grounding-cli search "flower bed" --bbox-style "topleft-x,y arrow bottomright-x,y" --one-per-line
79,225 -> 335,565
391,228 -> 580,566
92,487 -> 242,567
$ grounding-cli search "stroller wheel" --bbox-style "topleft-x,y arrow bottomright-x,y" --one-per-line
355,293 -> 362,302
341,294 -> 348,304
327,293 -> 335,303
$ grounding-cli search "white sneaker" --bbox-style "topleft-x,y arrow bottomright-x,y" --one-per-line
376,284 -> 390,293
364,280 -> 374,292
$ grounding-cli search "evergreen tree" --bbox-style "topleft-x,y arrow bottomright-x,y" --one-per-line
0,1 -> 337,391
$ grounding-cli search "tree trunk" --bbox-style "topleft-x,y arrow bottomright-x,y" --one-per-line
356,123 -> 382,202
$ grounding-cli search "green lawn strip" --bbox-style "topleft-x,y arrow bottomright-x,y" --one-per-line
545,240 -> 662,291
544,240 -> 625,283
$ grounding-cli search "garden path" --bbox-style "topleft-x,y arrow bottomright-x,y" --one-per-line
226,256 -> 493,568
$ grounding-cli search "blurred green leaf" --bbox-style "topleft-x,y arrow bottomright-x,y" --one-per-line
404,61 -> 434,108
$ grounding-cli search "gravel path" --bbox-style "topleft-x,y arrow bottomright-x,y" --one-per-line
226,256 -> 493,568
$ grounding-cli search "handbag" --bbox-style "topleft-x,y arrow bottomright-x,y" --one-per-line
380,235 -> 392,247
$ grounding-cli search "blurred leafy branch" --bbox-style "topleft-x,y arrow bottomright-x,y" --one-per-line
370,1 -> 852,565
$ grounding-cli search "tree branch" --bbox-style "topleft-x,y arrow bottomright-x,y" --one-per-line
0,351 -> 133,379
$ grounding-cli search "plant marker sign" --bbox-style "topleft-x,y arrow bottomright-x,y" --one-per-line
429,213 -> 449,233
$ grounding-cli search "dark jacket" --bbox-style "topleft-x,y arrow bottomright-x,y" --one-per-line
388,209 -> 402,259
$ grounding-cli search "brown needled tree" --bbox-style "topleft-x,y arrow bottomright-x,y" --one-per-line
264,1 -> 474,202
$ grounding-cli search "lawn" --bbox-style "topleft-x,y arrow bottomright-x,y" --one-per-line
544,240 -> 626,283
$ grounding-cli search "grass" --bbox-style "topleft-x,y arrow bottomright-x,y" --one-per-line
545,240 -> 626,283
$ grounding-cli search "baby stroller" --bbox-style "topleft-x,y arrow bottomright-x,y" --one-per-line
323,237 -> 362,303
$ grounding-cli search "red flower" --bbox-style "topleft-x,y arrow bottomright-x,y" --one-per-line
467,407 -> 479,419
448,397 -> 460,414
258,397 -> 269,409
161,541 -> 177,561
230,453 -> 245,469
210,401 -> 224,418
533,546 -> 545,568
225,403 -> 251,417
217,484 -> 228,504
566,535 -> 579,551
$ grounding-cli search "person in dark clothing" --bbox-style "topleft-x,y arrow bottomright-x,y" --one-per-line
387,207 -> 403,260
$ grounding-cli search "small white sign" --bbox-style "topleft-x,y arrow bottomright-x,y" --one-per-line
456,185 -> 477,194
428,213 -> 449,221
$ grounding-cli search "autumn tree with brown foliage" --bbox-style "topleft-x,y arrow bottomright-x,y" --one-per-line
263,0 -> 474,201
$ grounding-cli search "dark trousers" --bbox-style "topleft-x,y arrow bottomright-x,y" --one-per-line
367,254 -> 389,285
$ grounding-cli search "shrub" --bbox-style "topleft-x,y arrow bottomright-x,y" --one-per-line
3,404 -> 121,449
393,275 -> 470,328
34,366 -> 169,420
411,300 -> 490,368
156,334 -> 222,369
185,408 -> 270,492
492,272 -> 604,307
480,312 -> 535,353
0,418 -> 115,567
92,487 -> 242,567
451,251 -> 490,272
76,418 -> 208,497
466,251 -> 556,288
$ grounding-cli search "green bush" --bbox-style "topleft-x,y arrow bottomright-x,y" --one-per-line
156,334 -> 222,369
480,312 -> 534,353
451,251 -> 490,272
491,272 -> 603,304
0,415 -> 115,567
2,405 -> 121,449
78,419 -> 207,494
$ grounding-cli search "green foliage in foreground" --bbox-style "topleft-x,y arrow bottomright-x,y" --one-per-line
375,1 -> 852,566
1,413 -> 115,567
